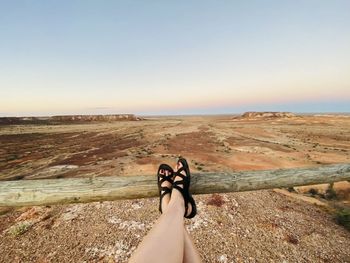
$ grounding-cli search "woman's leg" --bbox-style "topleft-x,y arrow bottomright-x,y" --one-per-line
183,228 -> 201,263
160,196 -> 202,263
173,161 -> 202,263
129,170 -> 185,263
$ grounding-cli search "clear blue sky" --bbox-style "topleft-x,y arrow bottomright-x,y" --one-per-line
0,1 -> 349,116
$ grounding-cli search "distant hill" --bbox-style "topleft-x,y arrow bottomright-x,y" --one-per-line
0,114 -> 140,125
241,112 -> 296,119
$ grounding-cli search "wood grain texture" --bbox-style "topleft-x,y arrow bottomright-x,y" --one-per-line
0,163 -> 349,207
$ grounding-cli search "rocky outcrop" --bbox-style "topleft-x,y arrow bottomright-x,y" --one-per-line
51,114 -> 139,122
0,114 -> 140,125
241,112 -> 296,119
0,117 -> 50,125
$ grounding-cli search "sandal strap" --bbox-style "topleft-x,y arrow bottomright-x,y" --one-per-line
173,180 -> 184,185
173,180 -> 188,189
160,187 -> 171,197
159,187 -> 172,213
176,166 -> 186,174
174,171 -> 187,181
174,171 -> 185,178
172,157 -> 197,218
160,186 -> 171,192
159,174 -> 173,184
174,171 -> 189,187
157,164 -> 174,214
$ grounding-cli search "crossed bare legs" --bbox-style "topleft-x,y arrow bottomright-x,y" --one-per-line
129,162 -> 201,263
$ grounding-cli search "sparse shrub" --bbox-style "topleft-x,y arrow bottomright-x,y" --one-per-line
207,194 -> 225,207
319,193 -> 326,199
336,208 -> 350,231
6,154 -> 18,161
325,184 -> 337,200
10,175 -> 25,180
8,221 -> 32,236
287,187 -> 295,192
308,188 -> 318,196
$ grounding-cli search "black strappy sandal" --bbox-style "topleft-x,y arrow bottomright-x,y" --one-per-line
157,164 -> 174,213
173,157 -> 197,219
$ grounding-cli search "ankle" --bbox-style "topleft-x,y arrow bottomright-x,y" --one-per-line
167,192 -> 185,215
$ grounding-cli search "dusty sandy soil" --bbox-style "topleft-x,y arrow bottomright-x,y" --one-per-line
0,114 -> 350,262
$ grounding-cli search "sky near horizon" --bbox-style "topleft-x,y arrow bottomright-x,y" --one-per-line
0,1 -> 349,116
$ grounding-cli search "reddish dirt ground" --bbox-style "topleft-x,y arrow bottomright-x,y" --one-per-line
1,115 -> 350,180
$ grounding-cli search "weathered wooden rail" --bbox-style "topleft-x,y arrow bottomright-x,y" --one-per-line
0,163 -> 349,207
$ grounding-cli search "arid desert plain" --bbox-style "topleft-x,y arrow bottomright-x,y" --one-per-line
1,113 -> 350,262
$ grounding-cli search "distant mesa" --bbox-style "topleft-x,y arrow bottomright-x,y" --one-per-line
240,112 -> 296,119
0,114 -> 141,125
51,114 -> 140,122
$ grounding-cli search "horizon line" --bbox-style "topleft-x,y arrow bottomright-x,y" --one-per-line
1,111 -> 350,118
